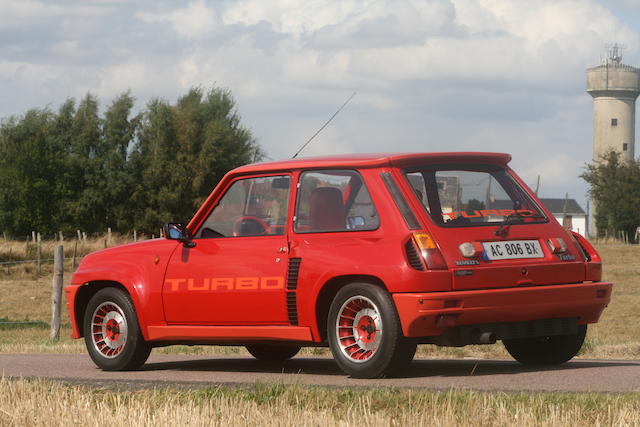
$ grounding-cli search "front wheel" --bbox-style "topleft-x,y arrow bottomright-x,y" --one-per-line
503,324 -> 587,366
83,288 -> 152,371
327,283 -> 416,378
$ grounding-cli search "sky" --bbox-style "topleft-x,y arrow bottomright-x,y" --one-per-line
1,0 -> 640,209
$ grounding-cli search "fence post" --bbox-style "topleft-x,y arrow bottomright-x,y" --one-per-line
37,234 -> 42,274
76,230 -> 81,241
72,240 -> 78,271
107,227 -> 112,246
51,245 -> 64,340
133,229 -> 137,242
6,248 -> 10,275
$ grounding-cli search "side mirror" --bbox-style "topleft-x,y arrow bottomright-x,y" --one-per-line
164,223 -> 196,248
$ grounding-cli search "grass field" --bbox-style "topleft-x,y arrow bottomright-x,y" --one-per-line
1,239 -> 638,425
1,378 -> 639,426
0,240 -> 638,360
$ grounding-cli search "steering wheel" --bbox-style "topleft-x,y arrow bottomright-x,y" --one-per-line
232,216 -> 270,237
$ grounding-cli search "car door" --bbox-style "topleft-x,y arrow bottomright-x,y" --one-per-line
162,174 -> 291,325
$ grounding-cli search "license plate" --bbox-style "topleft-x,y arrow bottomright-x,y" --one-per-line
482,240 -> 544,260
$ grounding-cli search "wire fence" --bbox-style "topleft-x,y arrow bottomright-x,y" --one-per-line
0,320 -> 49,329
0,257 -> 76,266
0,245 -> 66,336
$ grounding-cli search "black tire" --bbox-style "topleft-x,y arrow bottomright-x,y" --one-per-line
503,324 -> 587,366
327,283 -> 416,378
246,344 -> 301,361
83,287 -> 152,371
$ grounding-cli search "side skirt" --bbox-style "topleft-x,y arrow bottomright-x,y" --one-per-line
147,325 -> 313,343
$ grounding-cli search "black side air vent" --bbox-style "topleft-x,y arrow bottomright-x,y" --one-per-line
405,240 -> 425,271
287,257 -> 302,290
286,258 -> 301,325
286,292 -> 298,325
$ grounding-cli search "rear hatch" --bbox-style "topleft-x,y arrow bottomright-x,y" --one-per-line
402,163 -> 586,291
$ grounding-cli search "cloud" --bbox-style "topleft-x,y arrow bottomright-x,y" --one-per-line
606,0 -> 640,10
136,0 -> 219,40
0,0 -> 638,205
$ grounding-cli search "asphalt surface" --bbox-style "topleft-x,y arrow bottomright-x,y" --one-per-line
1,354 -> 639,392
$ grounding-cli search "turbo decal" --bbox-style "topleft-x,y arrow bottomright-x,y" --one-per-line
165,276 -> 285,291
442,209 -> 535,220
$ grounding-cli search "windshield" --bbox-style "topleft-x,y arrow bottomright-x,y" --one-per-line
404,165 -> 547,227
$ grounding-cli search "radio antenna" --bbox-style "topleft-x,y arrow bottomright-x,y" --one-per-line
292,91 -> 356,158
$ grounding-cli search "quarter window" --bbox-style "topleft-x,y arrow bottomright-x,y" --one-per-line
295,170 -> 379,233
196,175 -> 290,238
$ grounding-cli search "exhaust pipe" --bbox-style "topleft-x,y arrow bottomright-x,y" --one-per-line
470,330 -> 497,344
478,331 -> 496,344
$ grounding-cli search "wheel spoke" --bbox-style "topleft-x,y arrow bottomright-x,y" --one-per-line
335,295 -> 383,363
91,301 -> 128,358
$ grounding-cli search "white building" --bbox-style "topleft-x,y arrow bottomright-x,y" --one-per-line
539,198 -> 588,237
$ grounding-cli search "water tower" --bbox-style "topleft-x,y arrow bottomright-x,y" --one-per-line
586,44 -> 640,162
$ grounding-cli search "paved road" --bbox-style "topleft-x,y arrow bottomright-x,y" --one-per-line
1,354 -> 639,392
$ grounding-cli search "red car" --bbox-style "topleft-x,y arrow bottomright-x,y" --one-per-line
66,153 -> 611,378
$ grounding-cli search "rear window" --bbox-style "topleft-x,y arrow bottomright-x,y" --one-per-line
404,165 -> 547,227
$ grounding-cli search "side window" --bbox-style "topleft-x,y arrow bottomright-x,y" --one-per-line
295,170 -> 379,233
196,175 -> 290,238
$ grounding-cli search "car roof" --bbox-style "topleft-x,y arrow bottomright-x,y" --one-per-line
231,152 -> 512,175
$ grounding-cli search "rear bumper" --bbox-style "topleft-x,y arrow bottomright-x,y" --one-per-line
392,282 -> 612,338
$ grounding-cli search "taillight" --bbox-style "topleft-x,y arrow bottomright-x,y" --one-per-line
547,238 -> 567,253
413,231 -> 447,270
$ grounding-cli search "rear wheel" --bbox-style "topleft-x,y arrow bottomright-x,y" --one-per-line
503,325 -> 587,366
246,344 -> 301,361
83,288 -> 151,371
327,283 -> 416,378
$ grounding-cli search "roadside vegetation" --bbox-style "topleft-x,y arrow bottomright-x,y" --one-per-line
0,87 -> 262,237
581,151 -> 640,243
0,239 -> 637,360
1,378 -> 639,426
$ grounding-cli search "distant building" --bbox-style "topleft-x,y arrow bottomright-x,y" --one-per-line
493,198 -> 588,236
586,44 -> 639,162
538,198 -> 587,236
586,44 -> 639,236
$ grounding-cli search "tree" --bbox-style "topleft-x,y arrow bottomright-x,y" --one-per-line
130,87 -> 263,231
0,86 -> 262,236
102,92 -> 141,230
64,93 -> 105,232
0,109 -> 63,235
581,151 -> 640,242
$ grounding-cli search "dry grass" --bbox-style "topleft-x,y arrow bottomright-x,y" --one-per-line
1,378 -> 639,426
0,240 -> 638,360
582,243 -> 640,358
0,233 -> 143,276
